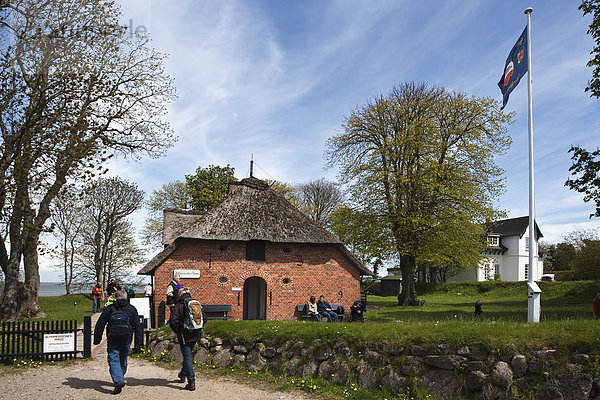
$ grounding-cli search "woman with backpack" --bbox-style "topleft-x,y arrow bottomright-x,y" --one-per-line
169,287 -> 203,391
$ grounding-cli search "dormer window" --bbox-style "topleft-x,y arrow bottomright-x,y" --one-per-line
487,235 -> 499,247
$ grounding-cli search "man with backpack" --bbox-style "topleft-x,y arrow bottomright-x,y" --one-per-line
93,289 -> 143,395
169,287 -> 203,391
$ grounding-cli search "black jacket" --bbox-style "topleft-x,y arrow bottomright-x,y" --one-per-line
93,299 -> 143,347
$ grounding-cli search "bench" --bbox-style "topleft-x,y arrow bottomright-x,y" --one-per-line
296,304 -> 344,322
202,304 -> 233,320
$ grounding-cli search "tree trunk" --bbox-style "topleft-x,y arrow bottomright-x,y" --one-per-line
0,258 -> 22,321
397,255 -> 420,306
20,237 -> 45,318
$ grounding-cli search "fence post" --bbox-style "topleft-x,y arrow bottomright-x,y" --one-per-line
158,301 -> 165,328
83,316 -> 91,358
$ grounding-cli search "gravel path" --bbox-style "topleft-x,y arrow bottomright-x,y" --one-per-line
0,314 -> 316,400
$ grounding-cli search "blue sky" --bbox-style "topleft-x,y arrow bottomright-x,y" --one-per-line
37,1 -> 600,280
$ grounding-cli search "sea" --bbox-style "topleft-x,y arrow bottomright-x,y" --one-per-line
39,282 -> 147,297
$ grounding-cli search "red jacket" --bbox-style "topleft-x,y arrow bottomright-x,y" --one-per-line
92,285 -> 103,299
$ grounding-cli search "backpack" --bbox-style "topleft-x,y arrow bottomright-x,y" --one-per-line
182,298 -> 203,331
107,306 -> 131,339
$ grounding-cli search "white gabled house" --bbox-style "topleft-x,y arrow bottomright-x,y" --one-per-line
448,216 -> 544,282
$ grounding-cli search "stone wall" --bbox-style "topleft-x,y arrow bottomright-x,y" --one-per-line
146,331 -> 598,400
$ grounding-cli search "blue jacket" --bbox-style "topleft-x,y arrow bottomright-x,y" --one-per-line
317,300 -> 333,313
93,299 -> 143,347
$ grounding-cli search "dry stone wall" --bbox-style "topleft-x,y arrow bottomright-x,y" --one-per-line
146,331 -> 598,399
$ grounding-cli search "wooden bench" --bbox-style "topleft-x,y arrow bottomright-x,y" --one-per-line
202,304 -> 233,320
296,304 -> 344,322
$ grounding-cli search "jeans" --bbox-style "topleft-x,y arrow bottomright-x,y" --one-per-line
309,312 -> 322,322
107,340 -> 131,385
92,298 -> 101,312
179,342 -> 195,382
321,310 -> 338,322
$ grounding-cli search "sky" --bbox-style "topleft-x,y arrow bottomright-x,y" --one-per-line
36,1 -> 600,281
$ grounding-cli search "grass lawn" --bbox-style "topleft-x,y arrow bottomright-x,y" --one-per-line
36,294 -> 96,324
203,280 -> 600,356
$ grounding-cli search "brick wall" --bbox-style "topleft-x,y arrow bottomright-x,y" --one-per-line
153,239 -> 362,321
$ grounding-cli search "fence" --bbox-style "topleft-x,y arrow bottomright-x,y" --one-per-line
0,316 -> 91,364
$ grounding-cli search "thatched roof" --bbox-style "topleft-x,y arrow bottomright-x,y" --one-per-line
139,177 -> 372,276
162,208 -> 204,245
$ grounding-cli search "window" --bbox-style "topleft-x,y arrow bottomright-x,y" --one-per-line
282,278 -> 291,285
218,276 -> 228,284
483,264 -> 491,280
487,235 -> 499,246
525,237 -> 530,252
524,264 -> 529,280
246,240 -> 265,261
494,264 -> 500,276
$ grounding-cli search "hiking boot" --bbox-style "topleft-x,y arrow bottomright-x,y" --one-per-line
185,381 -> 196,391
178,371 -> 185,383
113,381 -> 125,395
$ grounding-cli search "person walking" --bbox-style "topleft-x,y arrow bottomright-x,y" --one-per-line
474,300 -> 483,320
317,295 -> 338,322
166,274 -> 181,308
169,288 -> 203,391
93,289 -> 143,395
594,293 -> 600,319
92,282 -> 103,313
144,283 -> 153,298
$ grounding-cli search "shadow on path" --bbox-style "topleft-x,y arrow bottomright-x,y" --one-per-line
62,376 -> 184,394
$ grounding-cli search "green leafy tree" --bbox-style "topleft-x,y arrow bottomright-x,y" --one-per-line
0,0 -> 175,320
580,0 -> 600,97
565,146 -> 600,217
555,242 -> 577,270
326,82 -> 512,305
142,181 -> 190,246
143,165 -> 236,246
572,240 -> 600,279
186,164 -> 236,212
329,205 -> 392,275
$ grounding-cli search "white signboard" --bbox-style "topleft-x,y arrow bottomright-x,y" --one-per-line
130,297 -> 151,319
43,333 -> 75,353
174,269 -> 200,279
231,287 -> 242,292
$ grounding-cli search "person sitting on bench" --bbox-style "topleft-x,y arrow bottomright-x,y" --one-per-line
317,295 -> 338,322
306,296 -> 321,321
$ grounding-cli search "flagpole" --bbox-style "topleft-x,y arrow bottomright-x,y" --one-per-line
525,7 -> 540,323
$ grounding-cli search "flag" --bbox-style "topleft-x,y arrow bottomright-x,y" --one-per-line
498,27 -> 528,109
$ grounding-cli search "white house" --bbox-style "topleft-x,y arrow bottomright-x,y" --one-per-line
448,216 -> 544,282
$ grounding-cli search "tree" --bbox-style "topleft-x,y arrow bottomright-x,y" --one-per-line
78,177 -> 144,289
186,165 -> 236,212
0,0 -> 175,320
580,0 -> 600,97
49,187 -> 85,295
565,146 -> 600,217
76,220 -> 145,289
555,242 -> 577,270
296,178 -> 343,227
328,205 -> 392,275
142,181 -> 190,246
143,165 -> 237,247
326,82 -> 512,305
572,239 -> 600,279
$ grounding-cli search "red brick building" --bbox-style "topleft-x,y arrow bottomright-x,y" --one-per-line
138,177 -> 371,321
